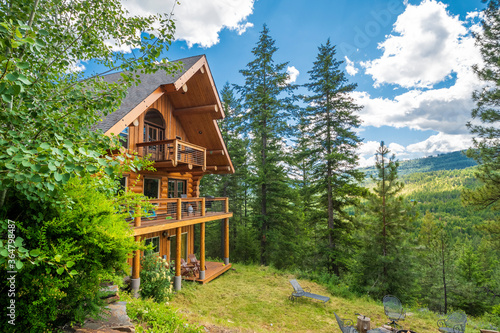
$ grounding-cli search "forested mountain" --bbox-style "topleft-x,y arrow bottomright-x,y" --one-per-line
361,150 -> 477,178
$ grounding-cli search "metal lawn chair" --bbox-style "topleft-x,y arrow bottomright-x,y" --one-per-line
383,295 -> 406,329
288,279 -> 330,303
437,311 -> 467,333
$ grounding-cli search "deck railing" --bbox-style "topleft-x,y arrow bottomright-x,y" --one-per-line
131,197 -> 229,225
135,139 -> 206,168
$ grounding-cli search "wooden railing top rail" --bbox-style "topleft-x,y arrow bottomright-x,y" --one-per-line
135,138 -> 206,152
148,197 -> 228,204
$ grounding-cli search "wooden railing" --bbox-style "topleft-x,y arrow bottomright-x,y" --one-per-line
135,139 -> 206,169
131,197 -> 229,225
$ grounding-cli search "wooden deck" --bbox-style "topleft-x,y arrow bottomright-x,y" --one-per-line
182,261 -> 232,285
132,211 -> 233,236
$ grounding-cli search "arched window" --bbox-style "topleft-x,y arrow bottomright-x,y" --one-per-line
143,109 -> 165,142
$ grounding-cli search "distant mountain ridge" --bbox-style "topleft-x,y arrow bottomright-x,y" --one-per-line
360,150 -> 477,177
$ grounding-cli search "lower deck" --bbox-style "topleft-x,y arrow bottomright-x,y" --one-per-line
183,261 -> 232,284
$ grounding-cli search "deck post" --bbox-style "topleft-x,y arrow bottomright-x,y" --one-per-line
131,235 -> 141,298
174,226 -> 182,291
201,197 -> 206,217
177,198 -> 182,220
224,218 -> 229,265
199,222 -> 206,279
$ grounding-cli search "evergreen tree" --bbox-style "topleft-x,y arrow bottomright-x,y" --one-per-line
236,25 -> 297,266
356,142 -> 416,298
302,39 -> 365,275
417,212 -> 456,314
465,0 -> 500,242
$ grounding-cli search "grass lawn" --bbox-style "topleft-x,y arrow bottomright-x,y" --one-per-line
169,263 -> 466,333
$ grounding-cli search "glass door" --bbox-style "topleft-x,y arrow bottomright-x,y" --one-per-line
169,232 -> 187,261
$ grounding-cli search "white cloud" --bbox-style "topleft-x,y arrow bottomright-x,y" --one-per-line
362,0 -> 477,89
406,133 -> 473,154
345,56 -> 358,76
67,61 -> 86,73
122,0 -> 255,48
286,66 -> 300,84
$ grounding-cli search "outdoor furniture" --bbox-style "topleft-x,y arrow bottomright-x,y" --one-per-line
334,312 -> 383,333
288,279 -> 330,303
437,311 -> 467,333
180,258 -> 198,277
383,295 -> 406,329
188,253 -> 206,271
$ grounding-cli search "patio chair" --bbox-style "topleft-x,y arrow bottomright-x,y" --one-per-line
288,279 -> 330,303
437,311 -> 467,333
188,253 -> 206,271
334,312 -> 383,333
383,295 -> 406,329
180,258 -> 198,277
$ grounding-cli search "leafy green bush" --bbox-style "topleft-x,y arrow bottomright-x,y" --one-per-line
0,175 -> 139,332
140,253 -> 174,302
125,292 -> 201,333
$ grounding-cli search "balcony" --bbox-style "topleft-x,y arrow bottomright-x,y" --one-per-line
135,139 -> 206,171
130,197 -> 231,236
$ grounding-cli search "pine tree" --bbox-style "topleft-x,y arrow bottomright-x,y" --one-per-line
356,142 -> 416,298
417,212 -> 456,314
302,39 -> 365,275
464,0 -> 500,238
236,25 -> 297,266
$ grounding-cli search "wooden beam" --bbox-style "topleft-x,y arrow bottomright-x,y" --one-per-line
205,166 -> 217,172
133,213 -> 234,236
154,160 -> 176,168
132,236 -> 141,279
224,218 -> 229,261
207,150 -> 224,156
200,222 -> 205,276
173,104 -> 218,116
175,227 -> 181,277
176,198 -> 182,220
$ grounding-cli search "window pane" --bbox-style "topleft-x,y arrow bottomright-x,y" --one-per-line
145,236 -> 160,254
144,178 -> 159,199
119,127 -> 129,149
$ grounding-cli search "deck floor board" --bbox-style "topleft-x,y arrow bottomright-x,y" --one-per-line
182,261 -> 231,284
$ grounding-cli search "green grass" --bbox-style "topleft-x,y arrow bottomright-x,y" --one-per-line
167,263 -> 494,332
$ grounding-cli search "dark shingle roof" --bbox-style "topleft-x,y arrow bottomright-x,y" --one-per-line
96,55 -> 204,133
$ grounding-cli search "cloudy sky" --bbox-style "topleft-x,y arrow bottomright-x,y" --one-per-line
117,0 -> 486,166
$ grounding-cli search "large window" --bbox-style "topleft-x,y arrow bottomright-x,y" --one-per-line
144,178 -> 160,199
145,236 -> 160,255
168,179 -> 186,198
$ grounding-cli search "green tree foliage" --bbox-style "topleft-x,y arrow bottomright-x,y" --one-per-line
236,25 -> 298,266
0,0 -> 177,329
356,142 -> 416,299
140,253 -> 174,303
417,211 -> 456,314
0,0 -> 178,206
465,0 -> 500,240
0,176 -> 138,330
302,39 -> 364,276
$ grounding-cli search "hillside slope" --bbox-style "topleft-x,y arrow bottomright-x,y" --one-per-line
361,150 -> 477,178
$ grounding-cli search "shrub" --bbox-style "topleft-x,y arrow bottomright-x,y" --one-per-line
0,175 -> 139,332
140,252 -> 174,302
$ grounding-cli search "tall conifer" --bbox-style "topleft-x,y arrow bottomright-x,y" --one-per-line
237,25 -> 296,265
302,39 -> 364,275
465,0 -> 500,242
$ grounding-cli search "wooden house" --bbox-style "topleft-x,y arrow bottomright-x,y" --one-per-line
96,55 -> 234,291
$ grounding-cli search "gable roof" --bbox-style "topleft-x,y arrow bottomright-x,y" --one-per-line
96,55 -> 204,134
95,55 -> 234,174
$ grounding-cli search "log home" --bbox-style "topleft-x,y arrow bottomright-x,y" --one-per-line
96,55 -> 234,292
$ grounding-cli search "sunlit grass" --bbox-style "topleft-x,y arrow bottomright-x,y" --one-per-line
170,263 -> 488,332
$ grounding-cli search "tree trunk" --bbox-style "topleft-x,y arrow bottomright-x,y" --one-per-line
441,236 -> 448,314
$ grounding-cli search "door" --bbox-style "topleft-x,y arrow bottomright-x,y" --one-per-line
168,179 -> 186,198
143,124 -> 165,160
169,232 -> 188,262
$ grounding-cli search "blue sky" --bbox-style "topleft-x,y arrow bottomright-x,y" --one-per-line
104,0 -> 487,166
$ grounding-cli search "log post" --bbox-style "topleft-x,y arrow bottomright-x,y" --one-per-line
225,197 -> 229,213
174,227 -> 182,291
201,198 -> 206,217
177,198 -> 182,220
131,235 -> 141,298
224,218 -> 229,265
131,206 -> 141,297
199,222 -> 206,280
